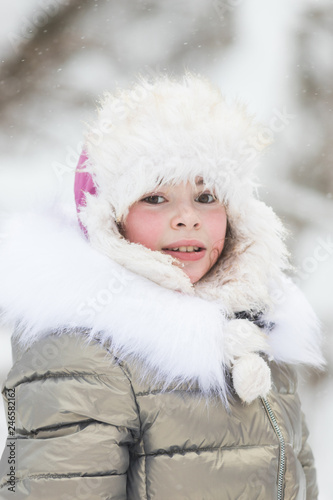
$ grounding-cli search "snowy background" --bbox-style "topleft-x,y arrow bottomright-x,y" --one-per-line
0,0 -> 332,497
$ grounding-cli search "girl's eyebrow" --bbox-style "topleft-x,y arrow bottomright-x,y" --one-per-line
195,179 -> 204,186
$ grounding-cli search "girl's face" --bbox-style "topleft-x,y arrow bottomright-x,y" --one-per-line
122,179 -> 227,283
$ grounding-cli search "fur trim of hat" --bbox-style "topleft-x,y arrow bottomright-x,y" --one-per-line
78,73 -> 290,315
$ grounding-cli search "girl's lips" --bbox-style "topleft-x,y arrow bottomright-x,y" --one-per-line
162,249 -> 207,261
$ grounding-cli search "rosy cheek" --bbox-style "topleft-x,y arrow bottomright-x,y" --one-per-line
207,212 -> 227,252
124,208 -> 164,251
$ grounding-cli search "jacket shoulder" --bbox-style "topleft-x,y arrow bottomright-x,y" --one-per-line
4,331 -> 141,433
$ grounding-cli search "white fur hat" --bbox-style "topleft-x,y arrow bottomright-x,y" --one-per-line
76,73 -> 290,315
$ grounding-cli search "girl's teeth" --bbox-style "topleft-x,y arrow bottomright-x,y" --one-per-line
169,246 -> 200,252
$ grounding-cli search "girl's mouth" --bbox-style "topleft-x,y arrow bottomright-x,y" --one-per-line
164,246 -> 203,252
162,247 -> 206,261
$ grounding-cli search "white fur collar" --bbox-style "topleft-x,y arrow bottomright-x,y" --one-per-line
0,209 -> 325,399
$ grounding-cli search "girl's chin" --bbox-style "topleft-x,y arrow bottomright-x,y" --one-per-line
182,253 -> 221,284
168,251 -> 219,284
180,263 -> 207,284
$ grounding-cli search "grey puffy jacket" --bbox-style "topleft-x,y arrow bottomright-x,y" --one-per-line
0,331 -> 318,500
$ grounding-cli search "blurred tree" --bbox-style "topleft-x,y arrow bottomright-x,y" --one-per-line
0,0 -> 234,127
0,0 -> 90,113
292,3 -> 333,195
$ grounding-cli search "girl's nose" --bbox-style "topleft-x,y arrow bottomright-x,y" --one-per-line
170,204 -> 201,229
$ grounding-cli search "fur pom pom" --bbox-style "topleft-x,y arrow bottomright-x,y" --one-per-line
232,354 -> 272,404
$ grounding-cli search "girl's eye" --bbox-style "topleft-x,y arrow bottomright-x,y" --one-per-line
195,192 -> 216,204
142,195 -> 166,204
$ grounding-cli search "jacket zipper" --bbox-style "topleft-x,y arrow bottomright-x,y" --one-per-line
261,397 -> 286,500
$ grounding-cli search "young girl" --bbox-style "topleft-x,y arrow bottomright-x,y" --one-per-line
0,74 -> 325,499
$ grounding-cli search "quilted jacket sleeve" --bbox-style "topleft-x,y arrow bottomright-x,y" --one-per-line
298,411 -> 319,500
0,332 -> 140,500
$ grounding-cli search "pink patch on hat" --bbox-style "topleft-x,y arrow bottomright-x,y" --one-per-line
74,150 -> 97,236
